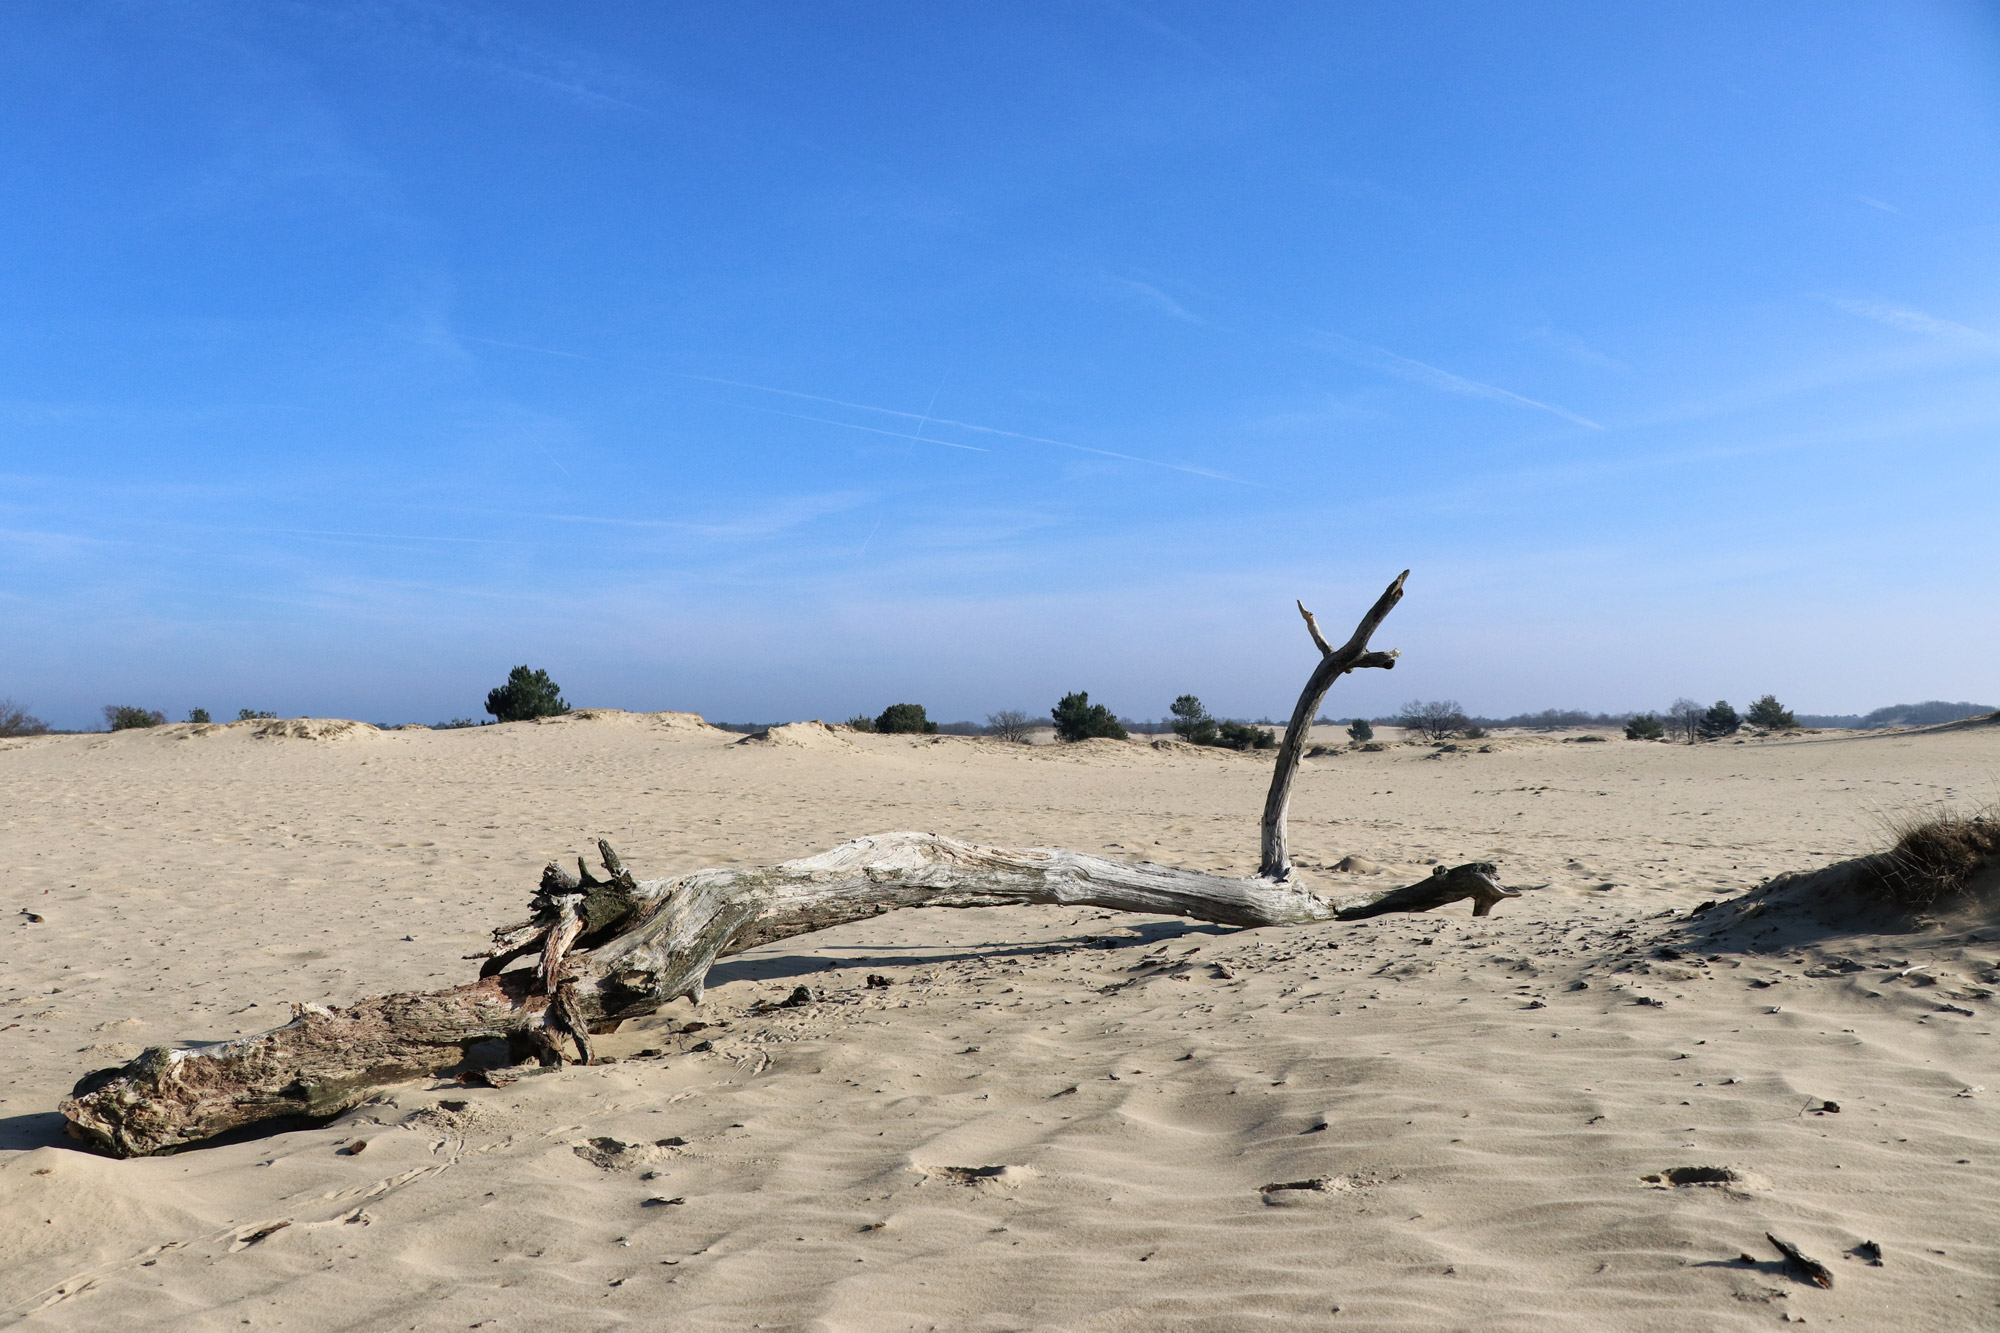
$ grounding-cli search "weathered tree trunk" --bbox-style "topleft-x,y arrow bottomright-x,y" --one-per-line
1260,571 -> 1407,880
61,572 -> 1523,1157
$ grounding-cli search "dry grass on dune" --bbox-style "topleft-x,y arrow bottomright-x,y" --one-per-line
1863,806 -> 2000,907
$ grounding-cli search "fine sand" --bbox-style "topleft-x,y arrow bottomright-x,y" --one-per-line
3,713 -> 1998,1329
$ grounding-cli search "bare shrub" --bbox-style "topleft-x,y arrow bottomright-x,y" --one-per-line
0,699 -> 52,737
985,709 -> 1034,743
1398,699 -> 1468,742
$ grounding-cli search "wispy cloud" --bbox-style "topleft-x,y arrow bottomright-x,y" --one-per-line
485,489 -> 874,540
460,334 -> 592,360
1517,325 -> 1627,373
1317,334 -> 1603,429
675,375 -> 1251,483
1856,196 -> 1903,215
298,0 -> 653,115
1108,276 -> 1202,324
717,401 -> 988,452
1830,298 -> 1992,343
240,527 -> 518,546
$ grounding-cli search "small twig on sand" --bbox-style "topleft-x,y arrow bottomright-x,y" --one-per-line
1766,1233 -> 1834,1288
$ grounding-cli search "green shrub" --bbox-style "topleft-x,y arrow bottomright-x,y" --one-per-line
485,666 -> 570,723
1215,719 -> 1274,750
1625,712 -> 1666,740
186,708 -> 211,724
435,717 -> 479,729
104,705 -> 165,731
1745,694 -> 1797,729
0,699 -> 51,737
237,709 -> 276,721
1169,694 -> 1219,745
1051,691 -> 1127,742
842,714 -> 877,733
1346,718 -> 1373,743
1697,699 -> 1741,739
875,702 -> 939,734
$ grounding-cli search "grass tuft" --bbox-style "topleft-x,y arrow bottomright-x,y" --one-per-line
1863,807 -> 2000,907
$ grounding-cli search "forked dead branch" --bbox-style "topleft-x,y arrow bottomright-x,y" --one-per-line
61,571 -> 1521,1157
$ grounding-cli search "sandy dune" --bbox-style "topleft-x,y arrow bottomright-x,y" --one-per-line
3,714 -> 1997,1329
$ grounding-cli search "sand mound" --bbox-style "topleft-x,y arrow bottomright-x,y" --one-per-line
136,722 -> 231,741
736,720 -> 849,748
1682,850 -> 2000,954
1920,710 -> 2000,734
1035,736 -> 1139,761
246,718 -> 380,742
530,709 -> 721,733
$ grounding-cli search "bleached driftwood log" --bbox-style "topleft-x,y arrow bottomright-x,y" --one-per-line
62,572 -> 1520,1157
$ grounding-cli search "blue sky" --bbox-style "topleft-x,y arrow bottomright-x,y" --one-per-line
4,2 -> 1997,729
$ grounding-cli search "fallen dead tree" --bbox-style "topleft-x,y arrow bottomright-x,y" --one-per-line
62,571 -> 1520,1157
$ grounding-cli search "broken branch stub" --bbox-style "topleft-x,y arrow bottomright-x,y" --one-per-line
59,571 -> 1528,1157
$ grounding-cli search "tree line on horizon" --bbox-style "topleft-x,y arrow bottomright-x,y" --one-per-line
3,666 -> 1991,741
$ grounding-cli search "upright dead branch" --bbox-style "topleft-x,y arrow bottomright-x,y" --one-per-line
1259,570 -> 1407,881
60,570 -> 1527,1158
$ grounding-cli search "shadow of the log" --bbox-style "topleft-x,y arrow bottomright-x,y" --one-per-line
0,1110 -> 74,1153
701,919 -> 1234,987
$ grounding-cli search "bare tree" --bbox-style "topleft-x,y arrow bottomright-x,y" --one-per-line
984,709 -> 1034,743
1668,697 -> 1704,744
1398,699 -> 1468,742
0,699 -> 52,737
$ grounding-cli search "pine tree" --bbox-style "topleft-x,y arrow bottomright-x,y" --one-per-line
1745,694 -> 1796,729
1697,699 -> 1741,739
1169,694 -> 1218,745
485,666 -> 570,723
874,703 -> 938,734
1624,712 -> 1665,740
1052,691 -> 1128,742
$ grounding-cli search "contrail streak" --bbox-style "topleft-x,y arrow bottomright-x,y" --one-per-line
725,400 -> 987,451
677,373 -> 1250,483
461,334 -> 592,360
1318,335 -> 1602,429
